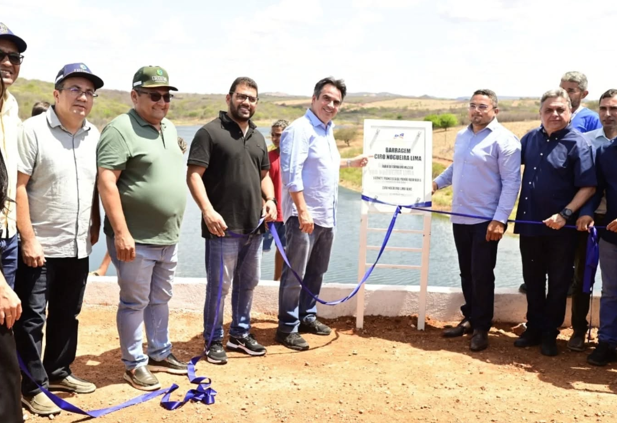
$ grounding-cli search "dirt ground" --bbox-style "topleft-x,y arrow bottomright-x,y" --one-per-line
20,306 -> 617,423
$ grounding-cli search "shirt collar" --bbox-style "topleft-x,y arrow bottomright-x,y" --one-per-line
540,124 -> 572,139
218,110 -> 256,130
305,108 -> 334,130
46,106 -> 92,132
0,91 -> 17,116
129,108 -> 167,130
466,117 -> 499,133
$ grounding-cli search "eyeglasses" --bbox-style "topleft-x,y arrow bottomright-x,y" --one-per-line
234,93 -> 259,104
0,51 -> 24,65
137,90 -> 173,103
59,86 -> 98,98
468,104 -> 492,111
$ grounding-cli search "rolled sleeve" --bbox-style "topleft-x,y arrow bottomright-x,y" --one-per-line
493,135 -> 522,223
281,126 -> 308,193
17,123 -> 37,176
97,126 -> 129,170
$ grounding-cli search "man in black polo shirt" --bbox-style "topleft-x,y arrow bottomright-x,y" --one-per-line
187,77 -> 277,365
514,88 -> 596,356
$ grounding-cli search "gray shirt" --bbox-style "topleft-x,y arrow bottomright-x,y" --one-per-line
17,107 -> 99,258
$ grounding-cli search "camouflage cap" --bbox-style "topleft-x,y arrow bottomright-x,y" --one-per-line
132,66 -> 177,91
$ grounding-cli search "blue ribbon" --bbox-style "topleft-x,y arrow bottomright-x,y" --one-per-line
17,354 -> 178,417
361,195 -> 604,294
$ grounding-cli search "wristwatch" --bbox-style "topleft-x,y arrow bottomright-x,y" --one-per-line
559,208 -> 573,220
266,197 -> 278,206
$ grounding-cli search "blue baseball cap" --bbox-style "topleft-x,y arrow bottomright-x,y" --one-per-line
55,63 -> 104,90
0,22 -> 27,53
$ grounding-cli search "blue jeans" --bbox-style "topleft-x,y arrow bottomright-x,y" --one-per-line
278,217 -> 334,334
107,237 -> 176,370
599,238 -> 617,346
203,235 -> 262,342
0,235 -> 18,289
262,221 -> 286,252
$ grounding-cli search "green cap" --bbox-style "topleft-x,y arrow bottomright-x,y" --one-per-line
132,66 -> 177,91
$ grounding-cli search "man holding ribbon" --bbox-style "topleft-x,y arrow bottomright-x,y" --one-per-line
433,89 -> 521,352
277,77 -> 368,351
577,88 -> 617,366
187,76 -> 276,365
513,88 -> 596,357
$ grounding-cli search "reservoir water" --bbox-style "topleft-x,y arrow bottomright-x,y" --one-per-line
90,125 -> 547,289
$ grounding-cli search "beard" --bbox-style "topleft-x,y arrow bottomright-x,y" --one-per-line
229,102 -> 254,122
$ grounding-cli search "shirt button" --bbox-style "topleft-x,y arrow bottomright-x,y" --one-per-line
534,167 -> 537,170
525,197 -> 528,200
528,182 -> 531,185
540,153 -> 543,156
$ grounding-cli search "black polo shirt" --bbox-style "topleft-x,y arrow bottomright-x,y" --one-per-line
187,111 -> 270,239
581,141 -> 617,245
514,125 -> 596,237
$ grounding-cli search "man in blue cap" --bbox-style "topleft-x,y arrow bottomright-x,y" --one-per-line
0,21 -> 26,423
14,62 -> 103,416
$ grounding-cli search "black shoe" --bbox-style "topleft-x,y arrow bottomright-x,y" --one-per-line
587,342 -> 617,366
442,320 -> 472,338
470,330 -> 489,352
514,330 -> 541,348
567,331 -> 586,352
124,366 -> 161,391
299,319 -> 331,336
206,340 -> 228,365
148,353 -> 189,375
541,336 -> 559,357
227,334 -> 267,356
275,331 -> 309,351
518,283 -> 527,294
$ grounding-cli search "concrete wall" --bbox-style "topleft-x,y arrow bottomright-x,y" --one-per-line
84,277 -> 599,327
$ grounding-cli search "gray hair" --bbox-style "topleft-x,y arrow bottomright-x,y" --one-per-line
540,88 -> 572,109
271,119 -> 289,130
599,89 -> 617,103
561,71 -> 588,91
472,89 -> 498,108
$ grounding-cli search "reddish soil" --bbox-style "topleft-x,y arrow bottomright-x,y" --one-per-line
23,307 -> 617,423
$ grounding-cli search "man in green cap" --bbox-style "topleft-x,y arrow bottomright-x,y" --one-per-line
97,66 -> 188,391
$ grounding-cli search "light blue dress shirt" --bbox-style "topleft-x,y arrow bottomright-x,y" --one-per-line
280,109 -> 341,228
583,127 -> 614,214
433,118 -> 521,225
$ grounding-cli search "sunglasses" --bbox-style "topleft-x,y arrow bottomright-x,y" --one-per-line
137,90 -> 173,103
0,51 -> 24,65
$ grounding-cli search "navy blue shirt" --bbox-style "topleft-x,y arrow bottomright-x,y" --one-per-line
581,141 -> 617,245
515,125 -> 596,237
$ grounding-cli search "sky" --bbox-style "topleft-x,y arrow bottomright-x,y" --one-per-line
2,0 -> 617,99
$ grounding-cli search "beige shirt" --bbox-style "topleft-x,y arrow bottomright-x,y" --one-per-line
17,107 -> 99,258
0,91 -> 19,238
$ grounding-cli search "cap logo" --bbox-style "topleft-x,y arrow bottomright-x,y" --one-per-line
80,64 -> 87,70
156,69 -> 163,76
0,23 -> 8,34
151,76 -> 167,82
